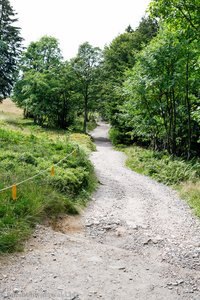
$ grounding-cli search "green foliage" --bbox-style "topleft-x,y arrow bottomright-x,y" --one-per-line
149,0 -> 200,37
125,146 -> 199,185
0,0 -> 23,100
13,37 -> 78,129
179,182 -> 200,217
69,133 -> 96,151
117,20 -> 200,157
100,0 -> 200,158
0,127 -> 97,253
109,127 -> 131,146
101,16 -> 158,122
124,145 -> 200,219
71,42 -> 102,133
21,36 -> 63,72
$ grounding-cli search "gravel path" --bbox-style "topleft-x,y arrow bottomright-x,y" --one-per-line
1,122 -> 200,300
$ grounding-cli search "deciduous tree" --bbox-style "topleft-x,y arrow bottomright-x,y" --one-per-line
71,42 -> 102,133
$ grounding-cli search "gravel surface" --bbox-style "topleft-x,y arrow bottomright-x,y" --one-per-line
1,122 -> 200,300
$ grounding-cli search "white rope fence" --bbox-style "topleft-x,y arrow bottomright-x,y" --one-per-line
0,146 -> 79,200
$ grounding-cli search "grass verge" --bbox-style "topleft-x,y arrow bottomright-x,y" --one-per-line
0,127 -> 97,253
121,146 -> 200,217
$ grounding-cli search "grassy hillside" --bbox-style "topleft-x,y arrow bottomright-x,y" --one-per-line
0,100 -> 97,253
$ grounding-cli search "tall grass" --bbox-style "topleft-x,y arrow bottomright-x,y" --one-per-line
0,127 -> 97,253
125,147 -> 199,185
121,146 -> 200,217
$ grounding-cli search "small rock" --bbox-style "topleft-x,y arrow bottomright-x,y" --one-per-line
132,225 -> 139,230
86,223 -> 93,227
143,239 -> 152,245
94,221 -> 100,225
13,288 -> 19,293
118,266 -> 126,270
103,225 -> 112,230
116,227 -> 126,237
171,282 -> 178,286
152,236 -> 163,244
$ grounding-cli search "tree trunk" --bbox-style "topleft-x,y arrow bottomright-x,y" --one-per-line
83,86 -> 88,134
185,52 -> 191,159
83,96 -> 88,134
171,87 -> 176,155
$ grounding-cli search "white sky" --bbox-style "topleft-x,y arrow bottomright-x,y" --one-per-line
10,0 -> 151,60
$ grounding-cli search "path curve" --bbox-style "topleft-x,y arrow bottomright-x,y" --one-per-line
0,123 -> 200,300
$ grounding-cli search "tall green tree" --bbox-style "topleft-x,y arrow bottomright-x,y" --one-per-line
149,0 -> 200,157
13,36 -> 78,128
101,16 -> 158,122
71,42 -> 102,133
0,0 -> 23,100
121,27 -> 200,156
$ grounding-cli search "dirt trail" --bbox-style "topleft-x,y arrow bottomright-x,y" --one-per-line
1,123 -> 200,300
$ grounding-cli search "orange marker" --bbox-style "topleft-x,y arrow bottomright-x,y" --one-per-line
51,165 -> 55,176
12,184 -> 17,201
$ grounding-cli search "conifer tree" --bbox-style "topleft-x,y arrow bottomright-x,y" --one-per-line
0,0 -> 23,100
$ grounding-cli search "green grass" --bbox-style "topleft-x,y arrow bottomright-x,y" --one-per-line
121,145 -> 200,217
68,133 -> 96,152
0,125 -> 97,253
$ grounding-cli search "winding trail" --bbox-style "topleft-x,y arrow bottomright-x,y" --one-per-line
1,123 -> 200,300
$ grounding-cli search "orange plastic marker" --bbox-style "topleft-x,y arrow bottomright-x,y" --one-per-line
12,184 -> 17,201
51,165 -> 55,176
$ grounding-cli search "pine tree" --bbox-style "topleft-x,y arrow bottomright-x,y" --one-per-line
0,0 -> 23,100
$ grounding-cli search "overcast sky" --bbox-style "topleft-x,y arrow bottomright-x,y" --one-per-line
10,0 -> 151,60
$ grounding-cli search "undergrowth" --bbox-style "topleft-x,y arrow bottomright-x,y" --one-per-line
122,146 -> 200,217
0,127 -> 97,253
